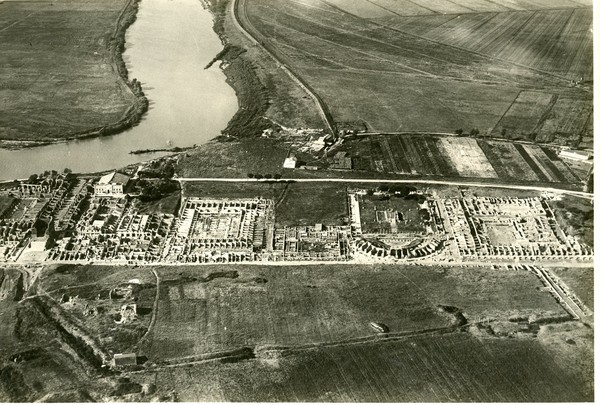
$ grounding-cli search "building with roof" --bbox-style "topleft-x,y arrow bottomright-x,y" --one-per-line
559,149 -> 591,161
283,155 -> 297,169
94,172 -> 130,197
113,353 -> 137,367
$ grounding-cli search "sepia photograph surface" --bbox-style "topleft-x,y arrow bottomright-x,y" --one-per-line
0,0 -> 594,402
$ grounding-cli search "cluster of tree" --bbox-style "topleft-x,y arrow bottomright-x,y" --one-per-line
247,173 -> 282,180
454,128 -> 480,136
377,184 -> 417,197
26,168 -> 74,184
137,179 -> 179,202
139,160 -> 176,179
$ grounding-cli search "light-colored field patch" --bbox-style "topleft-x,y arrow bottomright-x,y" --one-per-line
487,224 -> 516,245
438,138 -> 497,178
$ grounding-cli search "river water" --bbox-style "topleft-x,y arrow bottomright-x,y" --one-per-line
0,0 -> 237,180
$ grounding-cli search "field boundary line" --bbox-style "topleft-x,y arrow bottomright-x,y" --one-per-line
0,11 -> 39,34
489,90 -> 522,135
367,13 -> 591,88
136,269 -> 160,349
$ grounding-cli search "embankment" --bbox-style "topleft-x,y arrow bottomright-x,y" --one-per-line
203,0 -> 276,139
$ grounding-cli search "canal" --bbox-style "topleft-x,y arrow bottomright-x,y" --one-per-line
0,0 -> 238,180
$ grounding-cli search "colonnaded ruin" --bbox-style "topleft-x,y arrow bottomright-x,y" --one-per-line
0,173 -> 593,265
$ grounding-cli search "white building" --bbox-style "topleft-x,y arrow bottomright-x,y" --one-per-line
559,149 -> 591,162
283,156 -> 297,169
94,172 -> 130,197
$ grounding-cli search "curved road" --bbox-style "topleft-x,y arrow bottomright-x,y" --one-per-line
231,0 -> 336,135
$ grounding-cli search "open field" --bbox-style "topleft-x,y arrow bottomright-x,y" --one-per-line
183,180 -> 287,201
241,0 -> 591,144
328,0 -> 592,17
552,267 -> 593,309
340,135 -> 579,184
0,0 -> 139,142
177,139 -> 313,179
274,182 -> 348,226
126,263 -> 564,361
131,331 -> 592,401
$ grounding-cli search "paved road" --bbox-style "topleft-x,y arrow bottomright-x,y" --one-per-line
176,177 -> 593,199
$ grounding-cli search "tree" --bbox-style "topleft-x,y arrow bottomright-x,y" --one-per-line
501,128 -> 507,136
255,174 -> 263,180
379,184 -> 390,192
274,174 -> 282,180
455,128 -> 463,136
470,128 -> 480,136
247,173 -> 254,178
63,168 -> 72,174
27,174 -> 38,184
264,174 -> 272,179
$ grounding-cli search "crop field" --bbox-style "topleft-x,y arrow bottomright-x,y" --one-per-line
340,135 -> 579,184
136,264 -> 562,362
242,0 -> 591,144
133,331 -> 591,402
492,91 -> 556,139
386,8 -> 593,79
0,0 -> 136,142
537,97 -> 593,145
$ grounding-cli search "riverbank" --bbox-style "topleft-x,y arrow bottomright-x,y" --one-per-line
203,0 -> 324,139
0,0 -> 147,150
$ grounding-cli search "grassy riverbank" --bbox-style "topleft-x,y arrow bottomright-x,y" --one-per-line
204,0 -> 324,138
0,0 -> 147,146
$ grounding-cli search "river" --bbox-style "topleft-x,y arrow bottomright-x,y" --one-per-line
0,0 -> 238,180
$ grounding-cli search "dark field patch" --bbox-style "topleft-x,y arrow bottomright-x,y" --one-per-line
138,332 -> 592,402
274,183 -> 348,226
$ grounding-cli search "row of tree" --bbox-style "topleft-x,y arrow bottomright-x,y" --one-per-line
247,173 -> 282,180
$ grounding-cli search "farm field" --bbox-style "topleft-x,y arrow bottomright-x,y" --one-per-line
134,264 -> 562,361
339,134 -> 579,184
0,0 -> 136,142
328,0 -> 592,16
131,331 -> 592,402
242,0 -> 592,145
379,7 -> 593,80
